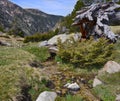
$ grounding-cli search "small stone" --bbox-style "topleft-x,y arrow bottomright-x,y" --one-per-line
116,94 -> 120,101
67,82 -> 80,91
36,91 -> 57,101
93,77 -> 102,87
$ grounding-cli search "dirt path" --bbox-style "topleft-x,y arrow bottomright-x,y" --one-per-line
41,61 -> 100,101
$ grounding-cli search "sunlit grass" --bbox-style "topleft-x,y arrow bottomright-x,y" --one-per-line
110,26 -> 120,34
0,45 -> 49,100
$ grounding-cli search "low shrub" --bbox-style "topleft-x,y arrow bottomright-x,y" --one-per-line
24,29 -> 59,43
57,37 -> 114,69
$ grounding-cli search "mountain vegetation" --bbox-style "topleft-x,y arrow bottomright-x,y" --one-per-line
60,0 -> 84,32
57,37 -> 114,68
0,0 -> 120,101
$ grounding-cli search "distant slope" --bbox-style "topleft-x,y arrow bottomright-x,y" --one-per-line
0,0 -> 63,36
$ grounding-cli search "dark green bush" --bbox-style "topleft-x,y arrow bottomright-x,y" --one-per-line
57,37 -> 114,68
8,28 -> 25,37
24,29 -> 59,43
0,26 -> 4,32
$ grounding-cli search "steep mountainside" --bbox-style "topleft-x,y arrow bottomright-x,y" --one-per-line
0,0 -> 63,36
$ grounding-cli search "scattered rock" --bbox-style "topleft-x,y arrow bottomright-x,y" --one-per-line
36,91 -> 57,101
99,61 -> 120,74
39,40 -> 48,47
93,77 -> 102,87
64,82 -> 80,91
116,94 -> 120,101
0,40 -> 11,46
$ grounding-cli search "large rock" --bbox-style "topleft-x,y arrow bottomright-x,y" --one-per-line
47,33 -> 81,45
93,77 -> 102,87
100,61 -> 120,74
36,91 -> 57,101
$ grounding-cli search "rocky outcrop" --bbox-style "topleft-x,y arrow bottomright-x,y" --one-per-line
99,61 -> 120,74
72,2 -> 120,42
93,77 -> 103,87
0,0 -> 63,36
36,91 -> 57,101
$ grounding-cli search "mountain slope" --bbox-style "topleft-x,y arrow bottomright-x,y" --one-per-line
0,0 -> 63,36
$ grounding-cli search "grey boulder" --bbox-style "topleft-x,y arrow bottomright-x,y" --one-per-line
47,33 -> 81,45
93,77 -> 102,87
36,91 -> 57,101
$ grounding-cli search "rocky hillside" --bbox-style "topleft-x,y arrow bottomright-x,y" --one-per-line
0,0 -> 63,36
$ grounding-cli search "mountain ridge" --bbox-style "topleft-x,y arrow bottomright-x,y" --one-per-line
0,0 -> 63,36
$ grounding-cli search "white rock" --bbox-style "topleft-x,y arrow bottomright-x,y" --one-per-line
93,77 -> 102,87
116,94 -> 120,101
64,83 -> 71,88
67,82 -> 80,91
36,91 -> 57,101
101,61 -> 120,74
